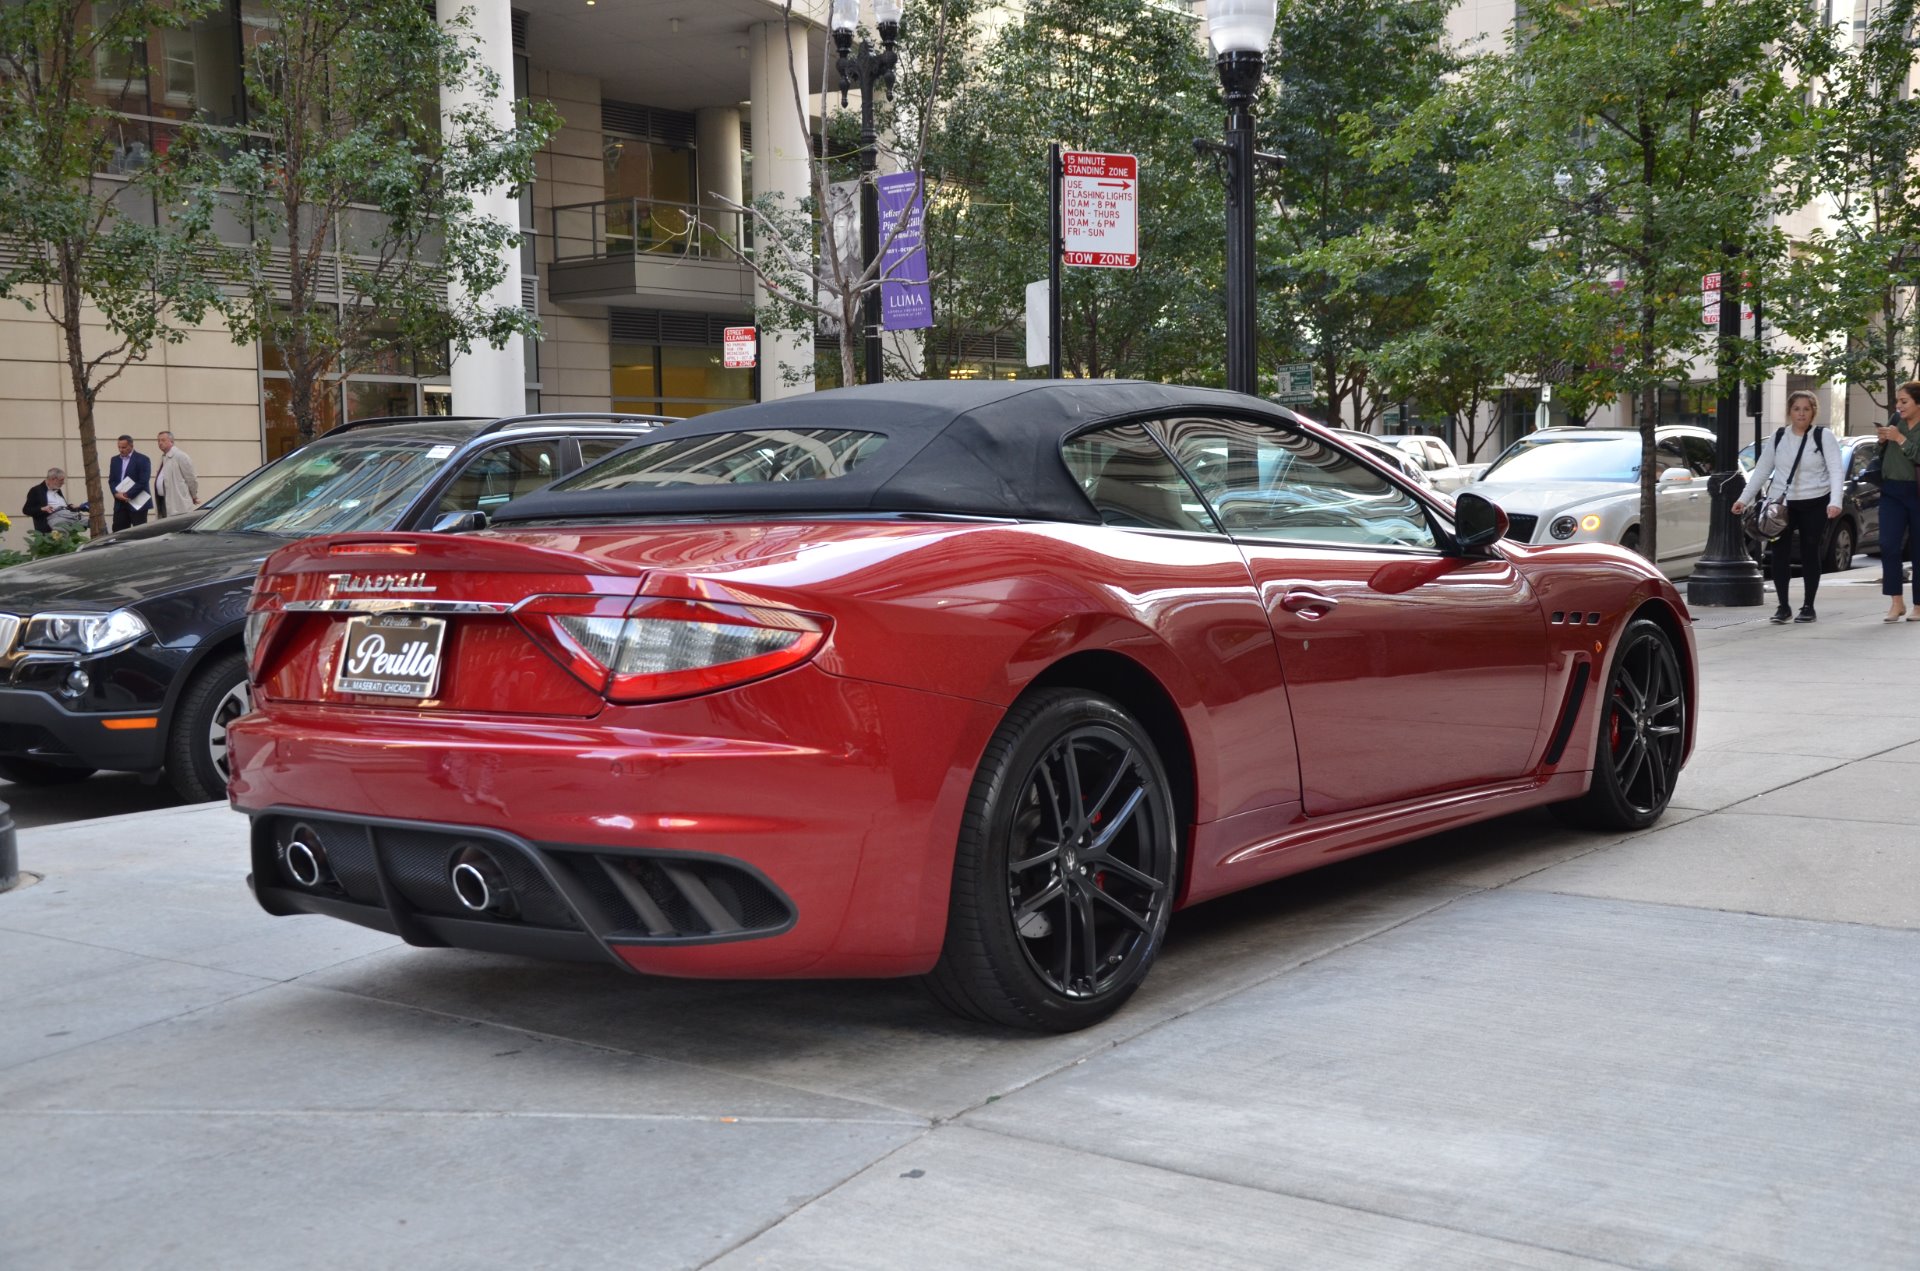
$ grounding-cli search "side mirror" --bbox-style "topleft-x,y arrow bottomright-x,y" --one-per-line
1657,468 -> 1692,485
431,510 -> 489,534
1451,492 -> 1508,555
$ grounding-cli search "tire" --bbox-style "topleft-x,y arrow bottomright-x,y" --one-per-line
1620,525 -> 1641,555
166,652 -> 251,803
0,756 -> 96,786
1826,520 -> 1856,573
924,689 -> 1180,1032
1552,617 -> 1687,832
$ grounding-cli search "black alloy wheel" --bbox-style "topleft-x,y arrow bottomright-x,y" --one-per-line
926,689 -> 1179,1032
1827,520 -> 1856,573
1553,617 -> 1687,831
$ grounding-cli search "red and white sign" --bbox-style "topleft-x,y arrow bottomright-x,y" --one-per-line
723,325 -> 757,369
1061,151 -> 1139,269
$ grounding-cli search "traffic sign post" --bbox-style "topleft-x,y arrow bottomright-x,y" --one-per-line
1274,362 -> 1313,404
1060,151 -> 1139,269
723,326 -> 757,369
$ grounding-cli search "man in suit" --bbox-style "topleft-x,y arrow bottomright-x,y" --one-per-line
108,434 -> 151,531
21,467 -> 88,533
153,430 -> 200,519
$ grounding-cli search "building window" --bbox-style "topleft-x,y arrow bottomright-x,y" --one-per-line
611,342 -> 754,418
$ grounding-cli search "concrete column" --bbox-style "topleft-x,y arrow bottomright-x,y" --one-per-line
694,107 -> 744,211
749,19 -> 814,400
438,0 -> 526,418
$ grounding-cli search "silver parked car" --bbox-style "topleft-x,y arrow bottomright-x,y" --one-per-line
1463,426 -> 1718,576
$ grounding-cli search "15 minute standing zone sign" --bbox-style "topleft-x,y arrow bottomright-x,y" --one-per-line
1061,151 -> 1139,269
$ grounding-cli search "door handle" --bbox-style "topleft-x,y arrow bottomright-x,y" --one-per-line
1280,587 -> 1340,618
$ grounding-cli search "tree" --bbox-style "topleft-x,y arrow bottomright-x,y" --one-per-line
1406,0 -> 1812,563
1777,0 -> 1920,418
1261,0 -> 1458,427
188,0 -> 554,443
713,0 -> 964,390
919,0 -> 1222,383
0,0 -> 228,536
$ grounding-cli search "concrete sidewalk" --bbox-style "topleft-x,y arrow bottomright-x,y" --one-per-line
5,567 -> 1920,1270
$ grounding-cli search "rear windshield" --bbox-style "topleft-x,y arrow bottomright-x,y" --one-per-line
194,443 -> 445,535
555,428 -> 887,491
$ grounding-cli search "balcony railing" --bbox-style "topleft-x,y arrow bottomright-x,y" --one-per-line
550,198 -> 748,265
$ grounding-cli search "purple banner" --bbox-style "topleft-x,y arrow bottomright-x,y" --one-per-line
877,171 -> 933,331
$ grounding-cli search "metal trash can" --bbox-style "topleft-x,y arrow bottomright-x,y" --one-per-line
0,801 -> 16,892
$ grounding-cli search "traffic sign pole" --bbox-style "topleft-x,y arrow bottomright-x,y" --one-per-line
1049,142 -> 1062,379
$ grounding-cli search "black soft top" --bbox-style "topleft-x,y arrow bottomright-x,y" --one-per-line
491,379 -> 1296,524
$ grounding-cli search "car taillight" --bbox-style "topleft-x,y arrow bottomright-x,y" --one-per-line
513,596 -> 828,703
245,574 -> 300,675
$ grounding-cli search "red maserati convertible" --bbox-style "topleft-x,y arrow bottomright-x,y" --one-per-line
229,381 -> 1695,1031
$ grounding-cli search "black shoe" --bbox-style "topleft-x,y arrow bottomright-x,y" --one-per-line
1770,605 -> 1792,624
1795,606 -> 1817,623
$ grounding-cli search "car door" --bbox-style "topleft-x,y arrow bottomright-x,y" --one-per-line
1155,415 -> 1550,817
1653,435 -> 1709,562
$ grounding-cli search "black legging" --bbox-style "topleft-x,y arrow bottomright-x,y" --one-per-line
1772,496 -> 1829,606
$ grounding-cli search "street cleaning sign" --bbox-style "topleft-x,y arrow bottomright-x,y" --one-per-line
1061,151 -> 1138,269
723,326 -> 757,369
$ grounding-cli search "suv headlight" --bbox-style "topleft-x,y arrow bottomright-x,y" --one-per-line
1550,515 -> 1579,540
23,609 -> 150,655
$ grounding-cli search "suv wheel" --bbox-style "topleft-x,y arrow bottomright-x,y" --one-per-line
166,653 -> 251,802
1827,520 -> 1856,573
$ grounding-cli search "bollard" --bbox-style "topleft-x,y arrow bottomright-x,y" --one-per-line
0,800 -> 16,892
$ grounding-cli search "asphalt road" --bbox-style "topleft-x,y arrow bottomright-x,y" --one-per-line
4,563 -> 1919,1269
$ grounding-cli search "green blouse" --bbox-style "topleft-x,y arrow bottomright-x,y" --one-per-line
1884,419 -> 1920,482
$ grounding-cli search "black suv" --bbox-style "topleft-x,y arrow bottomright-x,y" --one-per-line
0,412 -> 669,801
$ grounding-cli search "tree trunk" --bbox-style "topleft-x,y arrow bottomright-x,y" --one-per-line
55,257 -> 107,538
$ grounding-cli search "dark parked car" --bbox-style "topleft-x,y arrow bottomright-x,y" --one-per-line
1738,431 -> 1881,571
0,412 -> 671,800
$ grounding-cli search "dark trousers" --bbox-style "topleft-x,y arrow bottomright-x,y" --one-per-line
1771,497 -> 1829,607
1880,479 -> 1920,602
111,500 -> 148,532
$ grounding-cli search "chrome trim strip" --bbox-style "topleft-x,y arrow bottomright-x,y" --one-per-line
283,599 -> 515,615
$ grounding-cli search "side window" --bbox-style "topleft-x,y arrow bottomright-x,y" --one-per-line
1851,444 -> 1876,480
1424,439 -> 1451,470
1679,435 -> 1716,476
578,437 -> 631,467
1060,423 -> 1218,533
1158,416 -> 1439,550
1653,439 -> 1690,475
436,440 -> 563,514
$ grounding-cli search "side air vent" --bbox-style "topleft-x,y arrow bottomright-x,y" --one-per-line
1542,660 -> 1593,766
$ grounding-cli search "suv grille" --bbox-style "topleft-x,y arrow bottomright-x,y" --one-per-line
1503,513 -> 1539,542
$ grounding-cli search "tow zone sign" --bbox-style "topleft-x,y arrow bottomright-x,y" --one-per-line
1062,151 -> 1139,269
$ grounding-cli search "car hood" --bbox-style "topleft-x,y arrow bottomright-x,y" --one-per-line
1463,480 -> 1629,516
0,531 -> 277,612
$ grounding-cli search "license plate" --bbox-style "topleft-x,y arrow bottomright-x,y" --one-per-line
333,613 -> 447,699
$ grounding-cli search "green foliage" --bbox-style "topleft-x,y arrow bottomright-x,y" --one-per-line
1400,0 -> 1815,560
1263,0 -> 1458,424
1776,0 -> 1920,415
0,527 -> 90,569
921,0 -> 1222,381
0,0 -> 229,535
181,0 -> 556,441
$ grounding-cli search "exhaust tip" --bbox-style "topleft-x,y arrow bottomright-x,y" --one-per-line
285,827 -> 329,888
450,847 -> 516,918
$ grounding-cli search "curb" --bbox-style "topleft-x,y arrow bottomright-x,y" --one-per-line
0,800 -> 16,892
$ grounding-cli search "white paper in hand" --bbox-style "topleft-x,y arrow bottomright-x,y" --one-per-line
115,476 -> 133,494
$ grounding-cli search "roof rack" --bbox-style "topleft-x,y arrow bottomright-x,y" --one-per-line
327,414 -> 489,435
476,411 -> 679,435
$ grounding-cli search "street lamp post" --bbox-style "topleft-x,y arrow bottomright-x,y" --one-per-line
1687,256 -> 1766,607
1202,0 -> 1277,397
831,0 -> 902,387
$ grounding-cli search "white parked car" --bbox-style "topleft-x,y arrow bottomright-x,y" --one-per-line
1462,425 -> 1719,576
1329,428 -> 1439,490
1380,433 -> 1479,492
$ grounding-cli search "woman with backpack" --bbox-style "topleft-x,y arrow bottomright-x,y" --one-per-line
1732,391 -> 1843,624
1874,381 -> 1920,623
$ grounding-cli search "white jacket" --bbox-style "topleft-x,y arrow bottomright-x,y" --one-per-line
154,446 -> 200,517
1738,427 -> 1843,508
